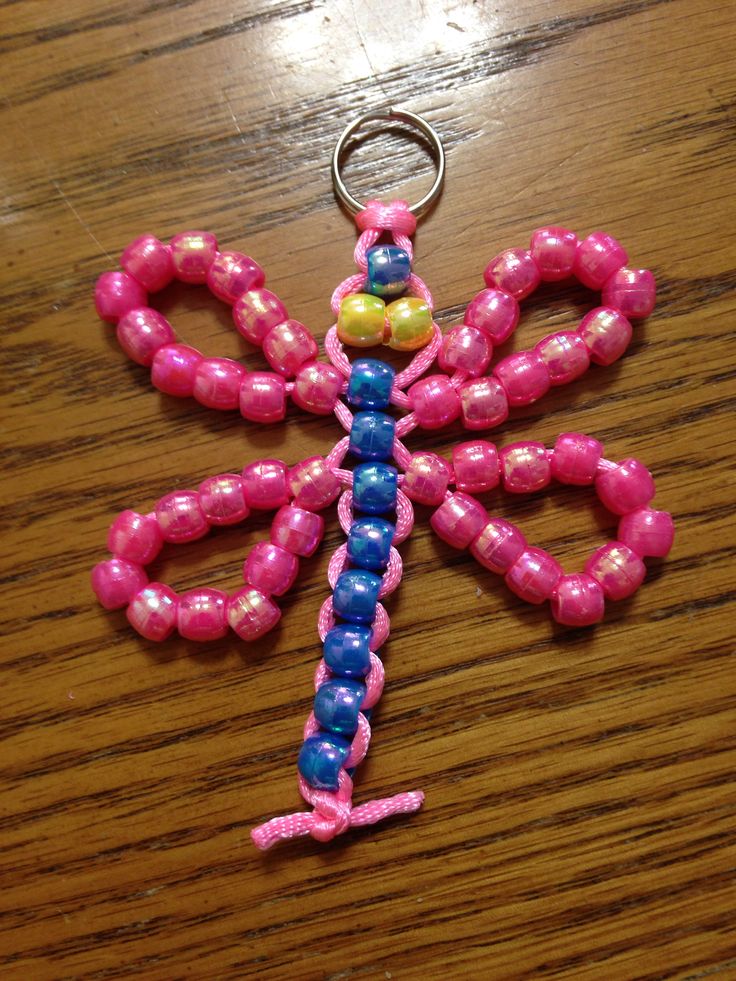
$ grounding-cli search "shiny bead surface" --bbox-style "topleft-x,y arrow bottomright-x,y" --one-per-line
323,624 -> 372,678
155,490 -> 208,543
470,519 -> 526,574
352,463 -> 398,514
298,733 -> 351,791
241,459 -> 289,510
91,557 -> 148,610
227,586 -> 281,640
365,245 -> 411,297
409,374 -> 461,430
452,441 -> 500,494
484,248 -> 541,300
289,456 -> 340,511
505,548 -> 562,604
244,541 -> 298,596
602,268 -> 656,319
347,517 -> 394,571
206,251 -> 264,304
347,357 -> 395,410
177,588 -> 228,641
385,296 -> 433,351
151,343 -> 203,398
494,351 -> 550,406
192,357 -> 245,410
574,232 -> 628,290
198,474 -> 249,525
463,288 -> 519,344
349,411 -> 396,461
585,542 -> 646,600
402,452 -> 452,506
578,307 -> 633,366
263,320 -> 319,377
439,325 -> 493,377
121,234 -> 174,293
337,293 -> 385,347
126,583 -> 178,641
238,371 -> 286,424
94,271 -> 148,323
551,573 -> 605,626
332,570 -> 382,623
459,377 -> 509,430
618,507 -> 675,558
271,505 -> 324,557
596,459 -> 655,515
116,308 -> 175,366
535,331 -> 590,385
107,509 -> 163,565
232,289 -> 288,345
292,361 -> 343,415
170,231 -> 218,284
314,679 -> 366,735
551,433 -> 603,485
529,226 -> 578,281
431,493 -> 487,549
500,441 -> 551,493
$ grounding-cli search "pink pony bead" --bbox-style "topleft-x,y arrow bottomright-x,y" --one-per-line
120,234 -> 174,293
585,542 -> 646,601
452,441 -> 499,494
409,375 -> 461,429
232,289 -> 288,345
596,459 -> 655,515
192,357 -> 245,410
241,459 -> 290,510
116,308 -> 175,366
155,490 -> 209,543
244,542 -> 299,596
239,371 -> 286,424
402,452 -> 452,506
484,248 -> 541,300
602,268 -> 656,319
170,231 -> 218,284
263,320 -> 319,377
227,587 -> 281,640
500,441 -> 551,493
464,288 -> 519,344
430,493 -> 487,549
438,325 -> 492,376
551,433 -> 603,485
198,474 -> 249,525
271,505 -> 324,557
292,361 -> 344,415
459,377 -> 509,430
107,509 -> 163,565
289,456 -> 340,511
151,344 -> 203,397
551,573 -> 605,627
535,331 -> 590,386
94,271 -> 147,323
177,588 -> 228,641
505,548 -> 562,604
618,507 -> 674,557
573,232 -> 628,290
494,352 -> 550,407
206,251 -> 265,304
529,226 -> 578,281
470,518 -> 526,574
91,557 -> 148,610
126,583 -> 178,641
578,307 -> 633,366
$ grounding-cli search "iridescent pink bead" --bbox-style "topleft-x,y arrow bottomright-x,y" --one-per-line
198,474 -> 249,525
551,573 -> 605,626
505,548 -> 562,604
470,519 -> 526,574
244,542 -> 299,596
618,507 -> 674,557
529,226 -> 578,281
192,357 -> 245,410
551,433 -> 603,485
402,452 -> 452,505
578,307 -> 633,366
452,441 -> 499,494
585,542 -> 646,601
494,351 -> 550,406
120,234 -> 174,292
155,490 -> 209,542
126,583 -> 178,641
177,588 -> 228,641
292,361 -> 343,415
227,587 -> 281,640
206,251 -> 265,304
535,331 -> 590,385
271,505 -> 324,557
464,288 -> 519,344
151,344 -> 203,398
263,320 -> 319,377
289,456 -> 340,511
596,459 -> 655,515
459,377 -> 509,430
232,289 -> 288,345
170,231 -> 218,284
438,326 -> 492,377
94,271 -> 148,323
500,441 -> 551,493
239,371 -> 286,424
409,375 -> 461,430
484,248 -> 541,300
116,308 -> 175,365
573,232 -> 628,290
602,268 -> 656,319
241,459 -> 290,510
430,493 -> 487,549
91,557 -> 148,610
107,509 -> 163,565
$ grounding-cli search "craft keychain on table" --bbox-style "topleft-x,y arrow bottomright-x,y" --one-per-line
91,108 -> 674,850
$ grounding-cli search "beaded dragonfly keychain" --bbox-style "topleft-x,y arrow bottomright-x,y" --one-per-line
90,109 -> 675,850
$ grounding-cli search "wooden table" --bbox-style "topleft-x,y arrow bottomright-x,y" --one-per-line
2,1 -> 735,978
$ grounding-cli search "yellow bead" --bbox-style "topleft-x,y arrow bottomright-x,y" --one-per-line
385,297 -> 434,351
337,293 -> 386,347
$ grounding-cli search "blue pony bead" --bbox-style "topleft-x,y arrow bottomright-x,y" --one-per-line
332,569 -> 382,622
347,358 -> 395,410
353,462 -> 398,514
297,733 -> 352,790
349,411 -> 396,461
365,245 -> 411,298
347,517 -> 395,571
323,624 -> 372,677
313,679 -> 367,735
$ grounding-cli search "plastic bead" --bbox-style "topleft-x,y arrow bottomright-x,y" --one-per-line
337,293 -> 386,347
192,357 -> 245,410
578,307 -> 633,366
347,517 -> 394,570
535,331 -> 590,385
292,361 -> 344,415
463,288 -> 519,344
470,519 -> 526,574
385,296 -> 433,351
602,268 -> 656,319
596,459 -> 655,515
298,733 -> 351,791
177,588 -> 228,641
107,509 -> 163,565
155,490 -> 208,543
365,245 -> 411,297
198,474 -> 249,525
551,573 -> 605,626
206,251 -> 264,304
409,375 -> 461,429
94,271 -> 148,323
244,542 -> 299,596
151,343 -> 203,398
91,557 -> 148,610
431,493 -> 487,549
170,231 -> 218,284
347,358 -> 395,410
332,570 -> 382,623
241,459 -> 290,510
494,351 -> 550,406
263,320 -> 319,377
239,371 -> 286,424
484,248 -> 541,300
352,463 -> 398,514
323,624 -> 372,678
459,377 -> 509,430
121,234 -> 174,293
452,441 -> 500,494
618,507 -> 674,558
271,505 -> 324,557
232,289 -> 288,345
551,433 -> 603,485
402,452 -> 451,506
289,456 -> 340,511
116,308 -> 175,366
314,679 -> 366,735
529,226 -> 578,281
126,583 -> 178,641
573,232 -> 628,290
349,411 -> 396,461
500,441 -> 551,493
585,542 -> 646,600
227,586 -> 281,640
438,325 -> 493,377
505,548 -> 562,604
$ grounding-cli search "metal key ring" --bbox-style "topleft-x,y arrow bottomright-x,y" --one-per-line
331,108 -> 446,218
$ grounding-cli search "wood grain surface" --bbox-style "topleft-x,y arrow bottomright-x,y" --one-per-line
2,1 -> 735,978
